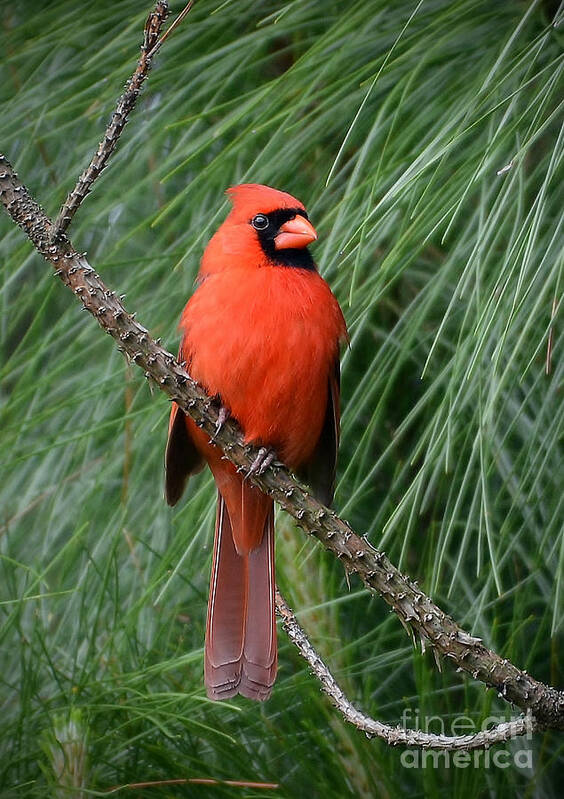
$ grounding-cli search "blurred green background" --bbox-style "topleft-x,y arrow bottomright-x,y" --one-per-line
0,0 -> 562,796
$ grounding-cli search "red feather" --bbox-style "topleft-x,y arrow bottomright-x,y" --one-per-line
165,184 -> 347,700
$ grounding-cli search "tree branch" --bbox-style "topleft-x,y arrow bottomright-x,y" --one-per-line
275,591 -> 536,749
51,1 -> 170,240
1,152 -> 562,733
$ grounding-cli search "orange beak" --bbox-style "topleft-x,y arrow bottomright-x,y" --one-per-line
274,215 -> 318,250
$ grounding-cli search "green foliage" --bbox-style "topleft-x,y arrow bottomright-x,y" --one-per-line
0,0 -> 562,796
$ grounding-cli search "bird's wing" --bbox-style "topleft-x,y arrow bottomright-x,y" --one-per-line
298,357 -> 340,507
164,400 -> 205,506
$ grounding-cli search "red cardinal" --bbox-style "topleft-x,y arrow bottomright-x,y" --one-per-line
165,184 -> 347,701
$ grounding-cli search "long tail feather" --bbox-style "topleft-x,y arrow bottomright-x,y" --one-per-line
240,505 -> 276,700
205,491 -> 277,701
205,494 -> 247,698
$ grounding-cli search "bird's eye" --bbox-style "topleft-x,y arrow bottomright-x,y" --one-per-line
252,214 -> 269,230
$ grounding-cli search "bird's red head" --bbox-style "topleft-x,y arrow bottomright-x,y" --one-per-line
200,183 -> 318,277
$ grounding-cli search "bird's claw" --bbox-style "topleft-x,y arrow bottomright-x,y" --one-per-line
213,406 -> 230,439
246,447 -> 277,478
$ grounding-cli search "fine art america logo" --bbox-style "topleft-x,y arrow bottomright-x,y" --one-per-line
399,709 -> 534,770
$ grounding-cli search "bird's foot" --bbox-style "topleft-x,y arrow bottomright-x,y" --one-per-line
212,405 -> 230,439
246,446 -> 277,478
